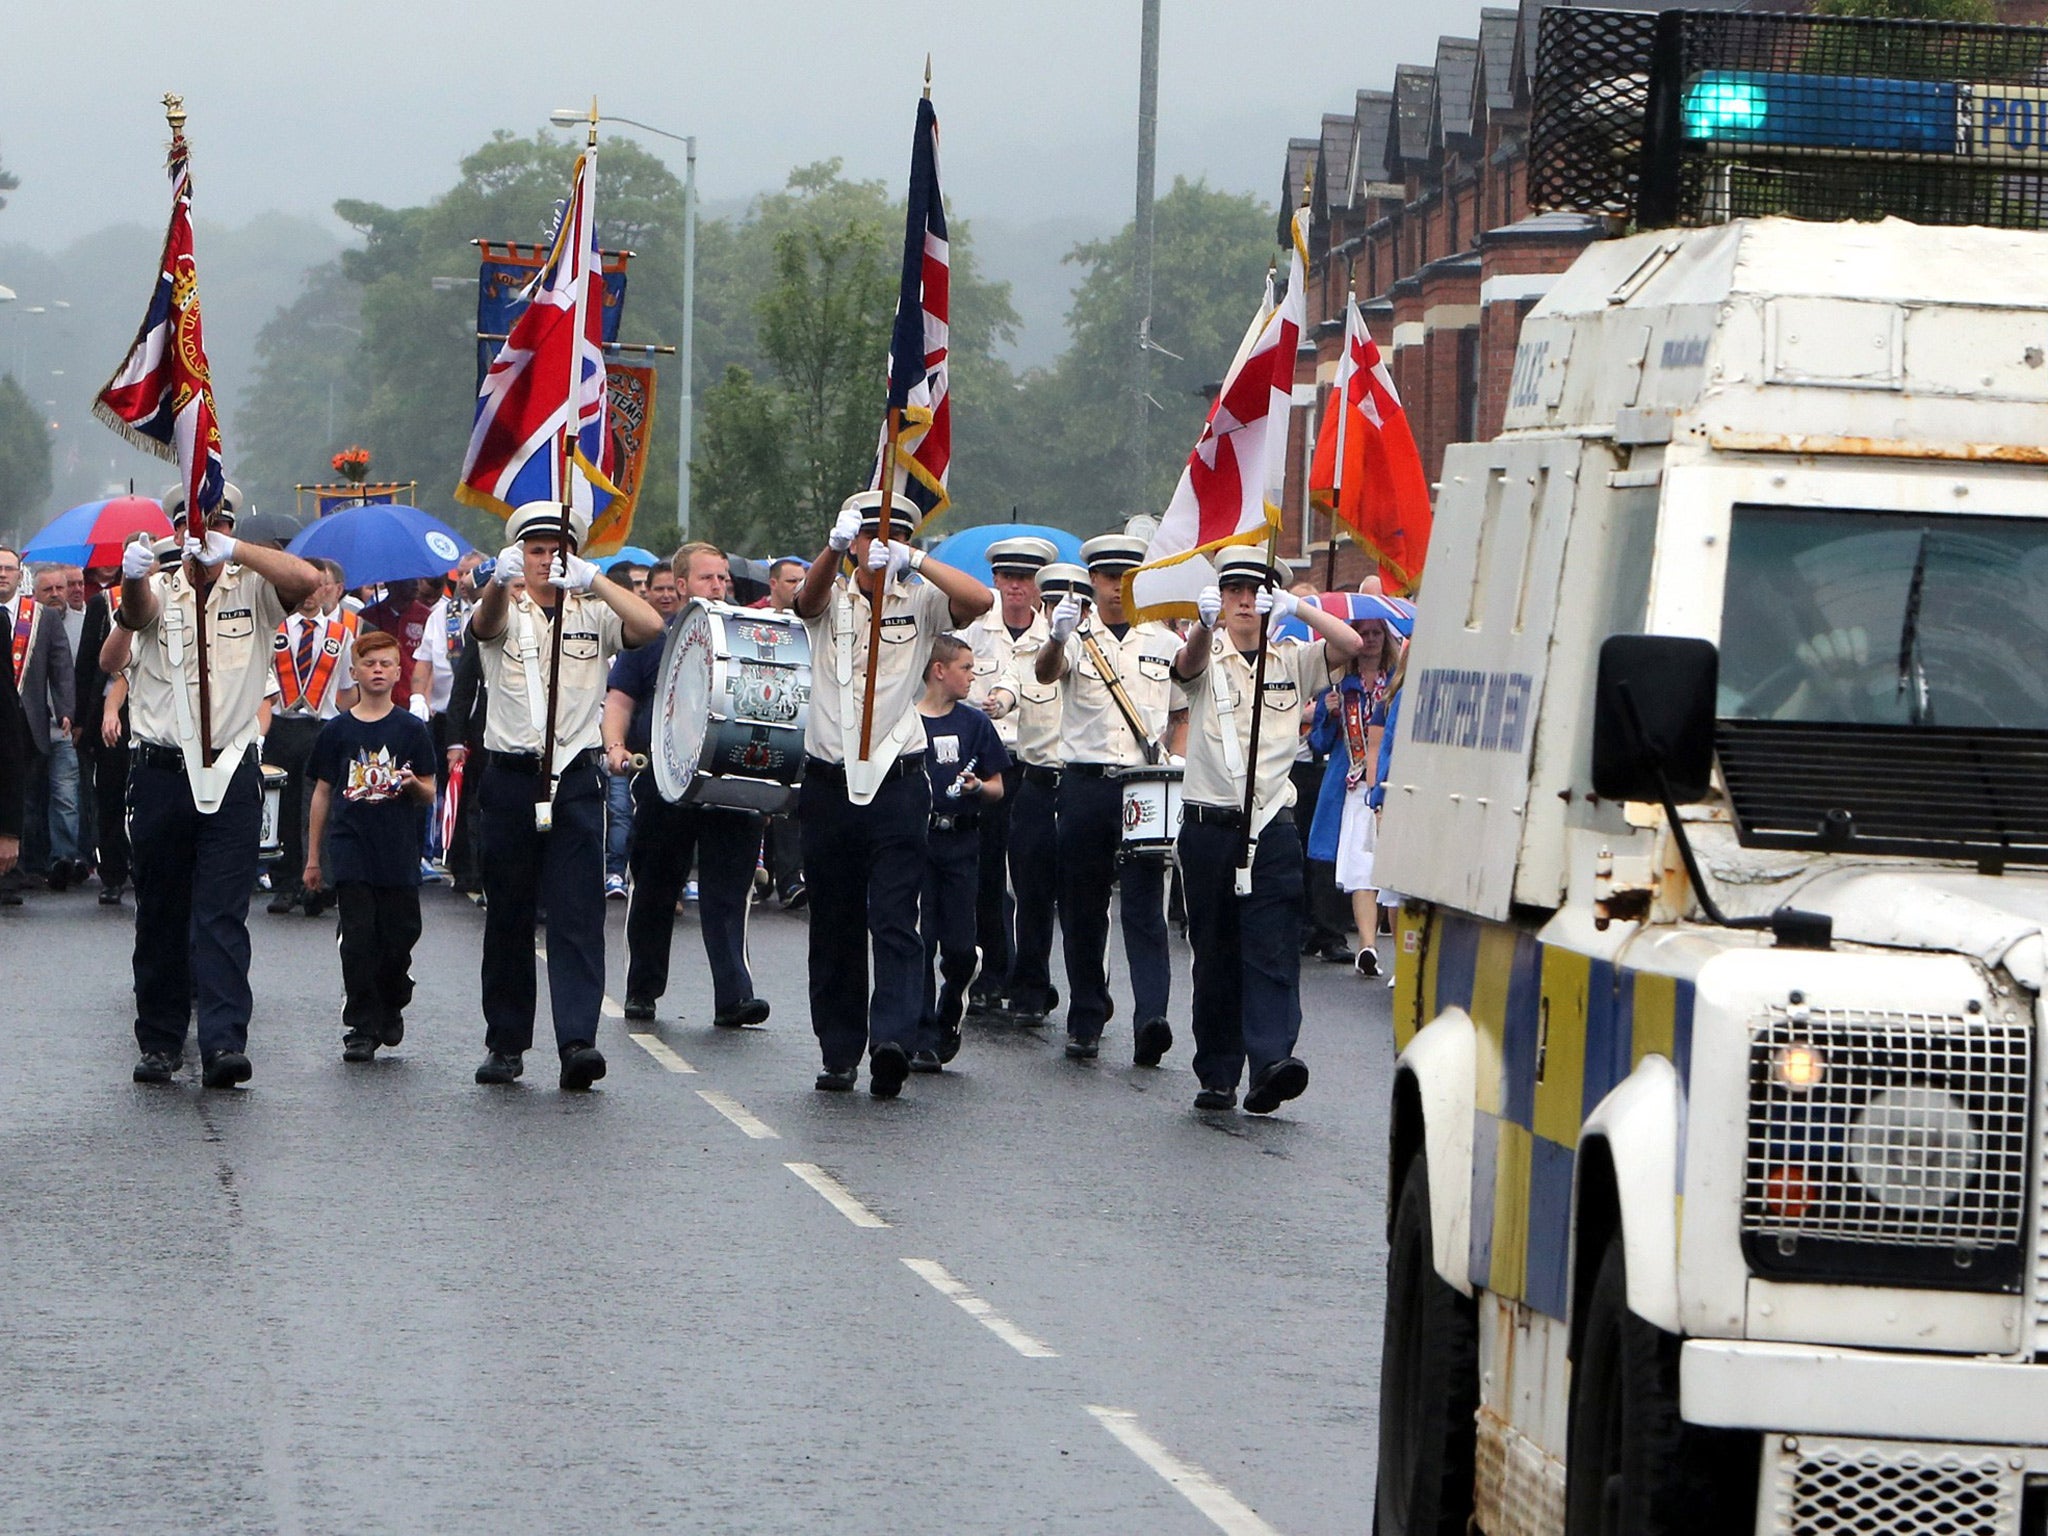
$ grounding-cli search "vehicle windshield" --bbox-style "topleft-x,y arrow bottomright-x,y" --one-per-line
1718,505 -> 2048,729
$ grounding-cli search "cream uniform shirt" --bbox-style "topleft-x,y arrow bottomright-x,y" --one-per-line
127,564 -> 289,755
802,575 -> 953,773
1178,631 -> 1332,816
960,606 -> 1049,755
418,596 -> 468,714
477,590 -> 629,756
1056,618 -> 1181,768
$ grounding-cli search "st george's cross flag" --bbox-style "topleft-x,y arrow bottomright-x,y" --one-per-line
871,93 -> 951,534
94,133 -> 225,535
1309,293 -> 1432,595
1123,206 -> 1309,622
456,143 -> 620,530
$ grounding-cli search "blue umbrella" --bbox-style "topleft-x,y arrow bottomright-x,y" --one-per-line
1272,591 -> 1416,642
596,546 -> 660,572
925,522 -> 1085,584
287,504 -> 475,589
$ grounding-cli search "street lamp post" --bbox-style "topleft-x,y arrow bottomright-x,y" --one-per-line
551,109 -> 698,539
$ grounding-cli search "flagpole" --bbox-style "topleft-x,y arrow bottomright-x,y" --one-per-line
538,100 -> 598,818
1324,287 -> 1354,592
166,93 -> 217,769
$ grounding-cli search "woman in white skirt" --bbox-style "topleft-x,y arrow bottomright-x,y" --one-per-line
1306,620 -> 1399,976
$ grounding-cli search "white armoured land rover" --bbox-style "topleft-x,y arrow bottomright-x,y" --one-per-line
1370,216 -> 2048,1536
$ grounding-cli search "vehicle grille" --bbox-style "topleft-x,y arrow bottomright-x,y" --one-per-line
1762,1437 -> 2023,1536
1745,1005 -> 2031,1288
2035,1032 -> 2048,1356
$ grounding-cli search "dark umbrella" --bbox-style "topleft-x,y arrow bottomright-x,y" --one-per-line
236,511 -> 304,549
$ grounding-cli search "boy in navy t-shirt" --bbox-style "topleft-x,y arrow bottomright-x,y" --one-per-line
916,635 -> 1010,1071
304,628 -> 437,1063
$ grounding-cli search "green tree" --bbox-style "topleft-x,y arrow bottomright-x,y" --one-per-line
233,262 -> 369,521
691,364 -> 797,553
0,373 -> 53,537
0,150 -> 17,213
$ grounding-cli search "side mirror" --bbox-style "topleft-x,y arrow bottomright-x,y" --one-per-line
1592,635 -> 1718,804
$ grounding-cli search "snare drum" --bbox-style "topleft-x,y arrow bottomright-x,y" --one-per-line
1117,764 -> 1184,859
654,599 -> 812,813
258,764 -> 288,862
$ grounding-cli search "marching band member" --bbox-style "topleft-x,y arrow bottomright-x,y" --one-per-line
794,491 -> 993,1098
604,543 -> 772,1030
957,535 -> 1055,1017
118,486 -> 322,1089
1002,561 -> 1073,1028
1171,548 -> 1362,1114
468,503 -> 662,1091
1033,534 -> 1181,1066
263,557 -> 358,915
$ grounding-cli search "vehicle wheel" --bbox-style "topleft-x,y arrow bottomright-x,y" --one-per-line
1374,1148 -> 1479,1536
1565,1237 -> 1756,1536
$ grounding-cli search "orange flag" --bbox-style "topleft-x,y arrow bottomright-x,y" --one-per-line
1309,293 -> 1432,596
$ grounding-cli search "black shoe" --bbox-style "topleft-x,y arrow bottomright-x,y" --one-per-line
266,887 -> 299,915
559,1042 -> 608,1091
381,1016 -> 404,1048
302,891 -> 333,918
98,882 -> 125,906
1064,1035 -> 1100,1061
938,1020 -> 964,1064
966,989 -> 1003,1019
815,1065 -> 858,1091
342,1034 -> 378,1064
1315,942 -> 1356,965
70,859 -> 94,887
909,1048 -> 943,1074
133,1051 -> 176,1084
622,996 -> 656,1022
1133,1017 -> 1173,1068
1355,947 -> 1382,979
1194,1085 -> 1238,1112
869,1041 -> 910,1099
47,862 -> 70,893
1243,1056 -> 1310,1115
713,997 -> 771,1029
201,1051 -> 252,1090
475,1051 -> 523,1086
779,880 -> 808,911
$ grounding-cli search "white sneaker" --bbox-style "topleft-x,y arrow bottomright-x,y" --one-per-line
605,874 -> 628,901
684,880 -> 699,902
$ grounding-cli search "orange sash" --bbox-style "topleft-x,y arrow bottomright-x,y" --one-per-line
273,615 -> 346,712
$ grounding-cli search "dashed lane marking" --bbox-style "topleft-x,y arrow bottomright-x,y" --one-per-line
628,1033 -> 696,1074
696,1089 -> 780,1139
601,995 -> 624,1019
1085,1406 -> 1283,1536
784,1162 -> 889,1228
901,1258 -> 1059,1359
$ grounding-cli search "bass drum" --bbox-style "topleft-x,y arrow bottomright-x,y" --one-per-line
654,599 -> 812,813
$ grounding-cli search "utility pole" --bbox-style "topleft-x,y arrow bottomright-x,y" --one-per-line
1130,0 -> 1160,514
678,134 -> 697,539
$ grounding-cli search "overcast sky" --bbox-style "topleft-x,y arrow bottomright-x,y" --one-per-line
5,0 -> 1475,249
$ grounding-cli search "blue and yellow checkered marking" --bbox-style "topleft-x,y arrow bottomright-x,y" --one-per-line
1396,907 -> 1696,1320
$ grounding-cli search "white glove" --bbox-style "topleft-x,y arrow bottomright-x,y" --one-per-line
1196,585 -> 1222,628
183,530 -> 236,567
121,538 -> 156,581
493,545 -> 522,586
407,694 -> 431,721
548,552 -> 599,593
866,539 -> 913,581
1266,588 -> 1299,621
828,504 -> 863,552
1050,594 -> 1084,642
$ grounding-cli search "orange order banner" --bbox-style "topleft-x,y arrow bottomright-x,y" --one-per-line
587,362 -> 658,557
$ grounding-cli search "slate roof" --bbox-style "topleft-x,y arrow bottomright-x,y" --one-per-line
1351,89 -> 1396,194
1433,36 -> 1481,142
1391,64 -> 1437,171
1479,7 -> 1521,113
1320,112 -> 1356,211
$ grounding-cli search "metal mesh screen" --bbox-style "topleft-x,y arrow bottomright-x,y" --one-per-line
1529,7 -> 2048,231
1764,1439 -> 2024,1536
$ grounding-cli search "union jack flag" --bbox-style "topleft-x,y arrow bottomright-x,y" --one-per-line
455,144 -> 617,524
871,93 -> 951,534
94,135 -> 224,536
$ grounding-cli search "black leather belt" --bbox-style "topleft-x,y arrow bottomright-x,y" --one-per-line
1183,802 -> 1293,829
804,753 -> 926,787
133,741 -> 257,772
488,747 -> 599,774
1019,764 -> 1061,788
930,811 -> 982,833
1065,761 -> 1116,779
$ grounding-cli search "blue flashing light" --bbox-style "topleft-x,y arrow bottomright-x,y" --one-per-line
1682,70 -> 1961,156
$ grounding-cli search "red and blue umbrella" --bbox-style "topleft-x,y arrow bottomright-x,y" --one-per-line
1273,590 -> 1416,642
286,503 -> 475,589
23,495 -> 172,567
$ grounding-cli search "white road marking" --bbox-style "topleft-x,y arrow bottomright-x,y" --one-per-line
628,1032 -> 696,1074
601,994 -> 624,1019
1085,1406 -> 1283,1536
900,1258 -> 1059,1359
784,1162 -> 889,1228
695,1089 -> 780,1139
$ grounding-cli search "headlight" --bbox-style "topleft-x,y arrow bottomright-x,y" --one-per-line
1843,1085 -> 1981,1215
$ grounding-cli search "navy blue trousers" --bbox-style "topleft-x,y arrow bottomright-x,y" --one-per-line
624,773 -> 759,1013
972,772 -> 1014,997
921,825 -> 983,1053
479,756 -> 606,1056
1177,814 -> 1306,1092
129,753 -> 262,1060
1056,772 -> 1170,1041
799,764 -> 931,1070
1004,772 -> 1060,1012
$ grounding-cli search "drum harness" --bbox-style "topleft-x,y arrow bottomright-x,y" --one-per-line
158,570 -> 250,813
1207,628 -> 1289,896
829,586 -> 923,789
1076,616 -> 1162,767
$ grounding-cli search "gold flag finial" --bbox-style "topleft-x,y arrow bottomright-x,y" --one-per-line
163,93 -> 187,139
924,53 -> 933,98
587,96 -> 600,146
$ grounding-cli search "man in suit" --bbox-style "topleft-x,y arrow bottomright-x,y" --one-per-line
0,600 -> 25,897
74,565 -> 130,902
0,548 -> 76,894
